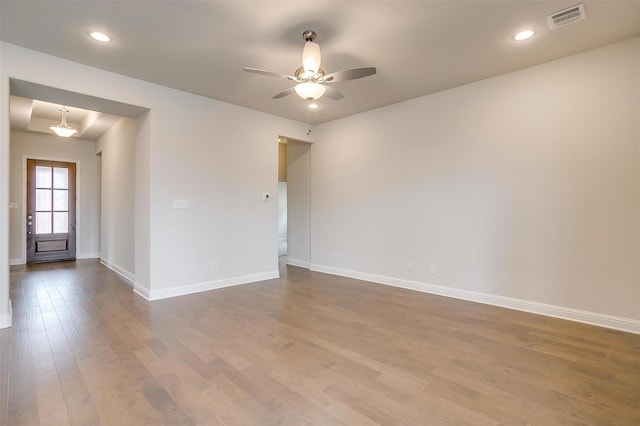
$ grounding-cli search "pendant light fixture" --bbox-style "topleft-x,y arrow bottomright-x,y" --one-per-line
49,106 -> 78,138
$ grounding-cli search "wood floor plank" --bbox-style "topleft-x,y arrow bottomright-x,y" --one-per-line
0,329 -> 10,426
5,259 -> 640,425
55,359 -> 101,426
156,372 -> 222,425
32,350 -> 71,426
268,367 -> 378,426
76,356 -> 137,425
205,372 -> 282,425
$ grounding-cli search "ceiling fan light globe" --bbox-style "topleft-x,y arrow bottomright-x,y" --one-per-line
302,41 -> 321,74
295,82 -> 326,100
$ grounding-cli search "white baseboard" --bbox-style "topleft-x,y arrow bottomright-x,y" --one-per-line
77,252 -> 101,260
134,283 -> 151,300
9,258 -> 24,266
310,264 -> 640,335
146,270 -> 280,301
99,258 -> 135,286
287,258 -> 310,268
0,301 -> 12,329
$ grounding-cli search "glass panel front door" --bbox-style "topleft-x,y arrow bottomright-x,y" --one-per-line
27,159 -> 76,263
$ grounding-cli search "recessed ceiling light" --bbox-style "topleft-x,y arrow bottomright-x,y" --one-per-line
90,31 -> 111,42
514,30 -> 535,41
308,103 -> 319,109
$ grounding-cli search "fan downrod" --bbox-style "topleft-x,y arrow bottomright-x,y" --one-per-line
302,30 -> 316,42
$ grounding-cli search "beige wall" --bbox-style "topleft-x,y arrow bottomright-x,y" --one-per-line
96,117 -> 136,280
9,130 -> 101,263
278,142 -> 287,182
287,140 -> 312,267
311,37 -> 640,329
278,181 -> 287,256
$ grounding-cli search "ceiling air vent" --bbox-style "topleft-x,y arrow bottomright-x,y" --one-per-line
547,4 -> 586,29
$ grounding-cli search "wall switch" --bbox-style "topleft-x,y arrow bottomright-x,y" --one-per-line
173,200 -> 190,209
430,264 -> 437,274
9,202 -> 18,209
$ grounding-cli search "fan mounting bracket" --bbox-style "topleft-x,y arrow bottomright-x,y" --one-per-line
302,30 -> 316,42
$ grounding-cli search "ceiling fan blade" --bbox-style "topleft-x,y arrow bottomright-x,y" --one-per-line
324,67 -> 377,82
322,85 -> 344,101
272,88 -> 295,99
243,67 -> 297,81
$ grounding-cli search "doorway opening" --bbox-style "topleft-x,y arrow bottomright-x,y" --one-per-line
278,141 -> 288,258
8,80 -> 148,274
278,136 -> 312,269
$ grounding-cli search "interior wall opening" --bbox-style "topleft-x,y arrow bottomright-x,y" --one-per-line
8,79 -> 147,277
277,135 -> 312,269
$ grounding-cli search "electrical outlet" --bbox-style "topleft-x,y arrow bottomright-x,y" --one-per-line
408,261 -> 414,271
212,262 -> 219,271
333,251 -> 339,259
430,264 -> 437,274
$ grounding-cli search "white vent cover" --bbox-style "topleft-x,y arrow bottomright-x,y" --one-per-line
547,4 -> 586,29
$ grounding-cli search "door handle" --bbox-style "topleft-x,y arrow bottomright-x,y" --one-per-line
27,221 -> 32,226
27,215 -> 32,220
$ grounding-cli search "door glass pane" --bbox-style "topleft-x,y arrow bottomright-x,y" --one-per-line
36,166 -> 52,188
36,189 -> 52,211
53,212 -> 68,233
53,167 -> 68,189
36,212 -> 52,234
53,190 -> 68,211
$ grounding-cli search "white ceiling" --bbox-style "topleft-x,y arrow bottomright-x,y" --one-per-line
1,1 -> 639,125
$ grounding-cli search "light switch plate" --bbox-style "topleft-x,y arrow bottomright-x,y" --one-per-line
173,200 -> 190,209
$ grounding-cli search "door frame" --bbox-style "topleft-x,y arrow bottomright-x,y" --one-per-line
20,155 -> 82,264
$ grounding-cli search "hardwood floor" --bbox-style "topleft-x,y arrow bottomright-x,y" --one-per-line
1,259 -> 639,425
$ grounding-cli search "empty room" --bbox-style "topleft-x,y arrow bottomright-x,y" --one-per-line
0,1 -> 639,424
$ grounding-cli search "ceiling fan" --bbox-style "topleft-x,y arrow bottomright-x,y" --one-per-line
243,30 -> 376,101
